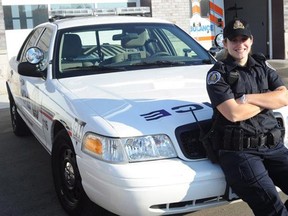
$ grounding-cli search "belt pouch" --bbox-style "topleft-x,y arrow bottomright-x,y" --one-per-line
267,128 -> 282,146
233,128 -> 244,151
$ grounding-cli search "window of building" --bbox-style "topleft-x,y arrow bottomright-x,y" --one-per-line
3,5 -> 48,30
50,4 -> 94,10
127,2 -> 137,7
97,3 -> 128,8
200,0 -> 210,18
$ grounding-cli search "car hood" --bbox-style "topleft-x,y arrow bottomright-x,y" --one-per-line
58,65 -> 213,137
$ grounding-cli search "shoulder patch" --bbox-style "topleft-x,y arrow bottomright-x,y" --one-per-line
207,71 -> 221,85
265,61 -> 276,71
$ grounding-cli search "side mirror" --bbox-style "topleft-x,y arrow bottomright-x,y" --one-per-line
209,33 -> 224,58
214,33 -> 224,48
18,47 -> 46,78
18,62 -> 45,77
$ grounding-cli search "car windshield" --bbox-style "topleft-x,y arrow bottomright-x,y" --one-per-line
56,23 -> 214,78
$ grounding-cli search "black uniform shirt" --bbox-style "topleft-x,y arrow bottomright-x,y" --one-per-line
206,54 -> 284,135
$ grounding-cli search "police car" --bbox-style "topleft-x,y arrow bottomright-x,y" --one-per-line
6,8 -> 288,216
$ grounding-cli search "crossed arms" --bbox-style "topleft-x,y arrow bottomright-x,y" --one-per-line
217,86 -> 288,122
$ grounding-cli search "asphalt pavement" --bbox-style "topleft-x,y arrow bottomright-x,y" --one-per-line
0,93 -> 8,109
0,108 -> 68,216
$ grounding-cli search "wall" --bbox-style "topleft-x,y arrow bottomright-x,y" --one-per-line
224,0 -> 269,57
150,0 -> 190,33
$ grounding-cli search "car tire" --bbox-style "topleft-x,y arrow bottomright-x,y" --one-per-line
51,129 -> 89,216
9,99 -> 31,136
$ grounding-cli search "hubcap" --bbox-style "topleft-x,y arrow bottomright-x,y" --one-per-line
64,161 -> 75,189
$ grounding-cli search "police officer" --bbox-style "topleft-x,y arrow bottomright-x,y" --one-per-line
206,18 -> 288,216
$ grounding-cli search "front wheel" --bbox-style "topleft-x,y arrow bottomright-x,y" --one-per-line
52,130 -> 88,216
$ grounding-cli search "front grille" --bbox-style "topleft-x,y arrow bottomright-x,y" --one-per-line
175,120 -> 212,159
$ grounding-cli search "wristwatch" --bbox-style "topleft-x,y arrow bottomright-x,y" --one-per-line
240,94 -> 247,104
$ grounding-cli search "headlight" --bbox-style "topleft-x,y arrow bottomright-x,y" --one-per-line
82,133 -> 177,163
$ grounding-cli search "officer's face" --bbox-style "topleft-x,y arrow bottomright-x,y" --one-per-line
224,35 -> 253,65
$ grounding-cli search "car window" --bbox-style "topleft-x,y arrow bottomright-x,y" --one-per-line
161,29 -> 198,57
56,23 -> 214,78
36,28 -> 53,53
18,27 -> 45,62
36,28 -> 53,70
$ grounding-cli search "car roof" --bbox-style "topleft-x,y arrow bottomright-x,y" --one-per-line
49,16 -> 173,30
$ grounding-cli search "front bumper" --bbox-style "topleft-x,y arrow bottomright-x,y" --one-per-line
77,157 -> 228,216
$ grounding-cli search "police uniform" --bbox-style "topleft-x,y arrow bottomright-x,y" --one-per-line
207,52 -> 288,215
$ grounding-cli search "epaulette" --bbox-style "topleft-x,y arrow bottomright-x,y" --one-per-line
252,52 -> 266,61
251,52 -> 275,70
251,53 -> 267,68
214,61 -> 225,72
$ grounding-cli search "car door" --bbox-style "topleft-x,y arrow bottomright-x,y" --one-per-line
33,27 -> 56,149
15,27 -> 53,145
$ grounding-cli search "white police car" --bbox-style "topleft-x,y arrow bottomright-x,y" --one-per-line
6,9 -> 288,216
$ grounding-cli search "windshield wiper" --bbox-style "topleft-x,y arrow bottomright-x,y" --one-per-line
63,65 -> 126,73
133,60 -> 186,67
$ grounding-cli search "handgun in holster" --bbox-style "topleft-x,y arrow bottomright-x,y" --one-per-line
223,126 -> 244,151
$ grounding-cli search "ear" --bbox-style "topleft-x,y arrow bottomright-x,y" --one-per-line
223,38 -> 228,49
250,35 -> 254,45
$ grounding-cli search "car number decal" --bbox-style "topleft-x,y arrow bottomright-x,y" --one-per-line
140,102 -> 211,121
140,109 -> 171,121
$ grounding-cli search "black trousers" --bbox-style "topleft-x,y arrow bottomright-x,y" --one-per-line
219,143 -> 288,216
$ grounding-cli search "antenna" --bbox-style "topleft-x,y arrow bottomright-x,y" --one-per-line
227,3 -> 243,18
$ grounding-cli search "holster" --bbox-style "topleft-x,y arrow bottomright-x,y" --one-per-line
200,128 -> 220,163
223,126 -> 244,151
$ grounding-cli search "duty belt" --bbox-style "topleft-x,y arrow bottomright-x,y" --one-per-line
244,135 -> 268,149
222,127 -> 282,151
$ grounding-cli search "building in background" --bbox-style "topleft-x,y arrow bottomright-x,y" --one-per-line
150,0 -> 288,60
